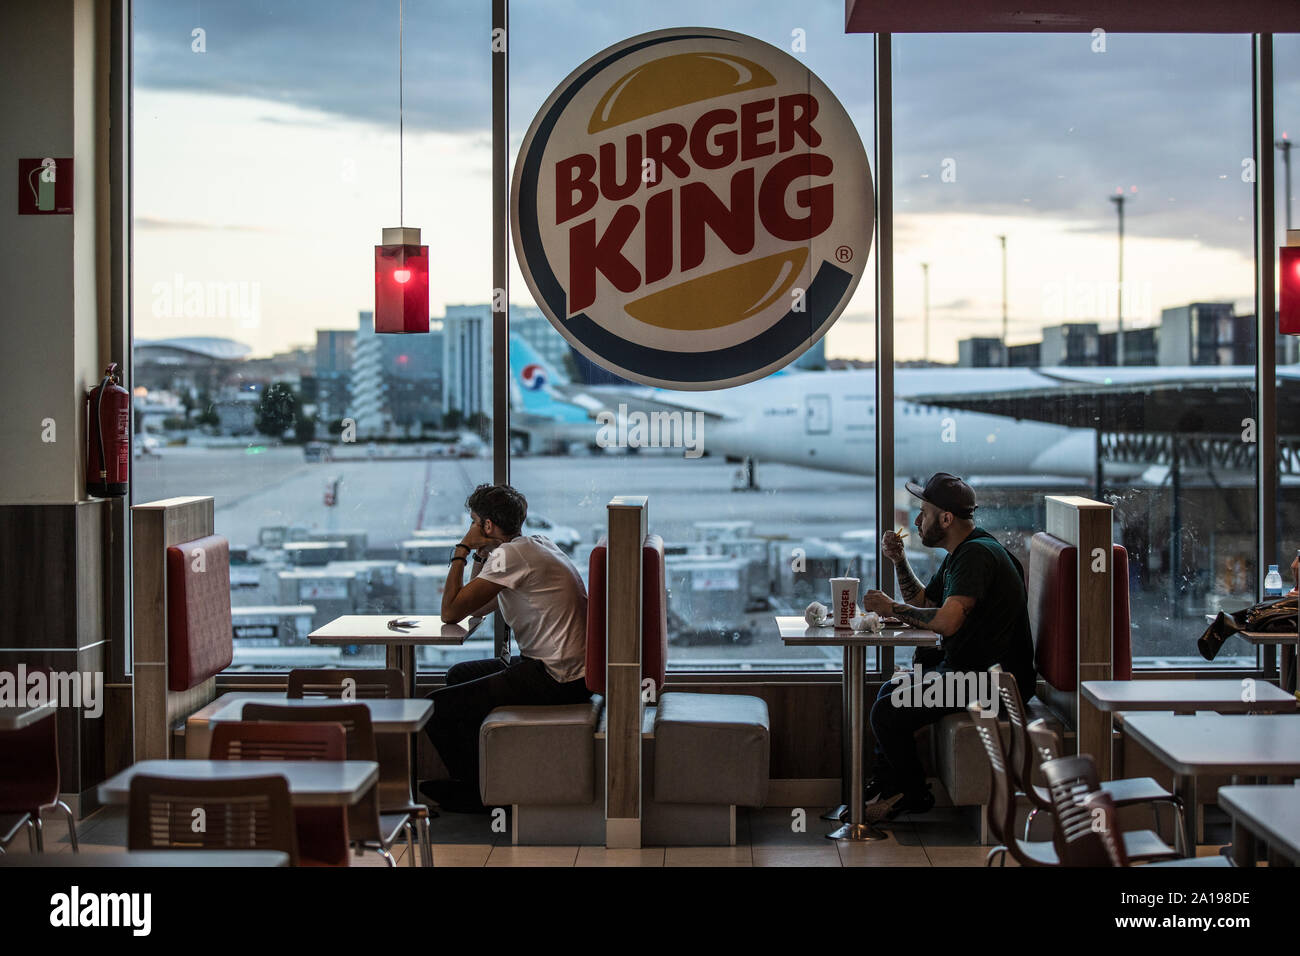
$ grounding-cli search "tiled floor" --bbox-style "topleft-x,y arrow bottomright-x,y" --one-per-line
3,802 -> 1229,867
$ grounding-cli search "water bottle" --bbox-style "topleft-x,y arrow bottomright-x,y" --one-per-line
1264,564 -> 1283,599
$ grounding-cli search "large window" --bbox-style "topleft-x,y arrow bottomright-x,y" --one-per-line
891,33 -> 1262,668
131,0 -> 494,672
130,5 -> 1292,677
507,1 -> 877,672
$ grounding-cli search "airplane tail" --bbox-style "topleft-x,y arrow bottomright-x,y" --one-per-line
509,334 -> 589,423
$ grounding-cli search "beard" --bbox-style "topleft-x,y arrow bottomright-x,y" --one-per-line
920,522 -> 944,548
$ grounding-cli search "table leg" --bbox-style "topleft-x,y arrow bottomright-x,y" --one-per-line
1173,773 -> 1197,858
1230,817 -> 1257,867
386,644 -> 420,801
1282,645 -> 1296,695
828,643 -> 888,841
821,645 -> 851,822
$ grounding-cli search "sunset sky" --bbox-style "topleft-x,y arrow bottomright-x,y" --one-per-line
132,1 -> 1300,364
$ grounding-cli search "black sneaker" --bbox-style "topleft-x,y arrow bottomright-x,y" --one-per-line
839,776 -> 895,821
883,784 -> 935,820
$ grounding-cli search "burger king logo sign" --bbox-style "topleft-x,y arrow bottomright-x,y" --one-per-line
512,27 -> 874,390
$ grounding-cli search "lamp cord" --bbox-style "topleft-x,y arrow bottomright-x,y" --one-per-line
399,0 -> 404,227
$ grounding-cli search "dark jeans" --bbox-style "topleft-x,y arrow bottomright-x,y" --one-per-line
425,656 -> 591,786
869,664 -> 967,794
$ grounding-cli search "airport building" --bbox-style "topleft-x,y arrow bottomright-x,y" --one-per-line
4,0 -> 1300,899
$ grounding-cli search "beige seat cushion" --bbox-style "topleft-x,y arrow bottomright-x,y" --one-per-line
479,696 -> 603,806
653,692 -> 770,807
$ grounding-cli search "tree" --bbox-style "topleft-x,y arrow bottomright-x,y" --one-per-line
255,382 -> 300,439
293,413 -> 317,443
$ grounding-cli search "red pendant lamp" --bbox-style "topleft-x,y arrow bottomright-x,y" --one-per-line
374,0 -> 428,334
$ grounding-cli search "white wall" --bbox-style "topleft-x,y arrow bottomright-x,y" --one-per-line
0,0 -> 102,504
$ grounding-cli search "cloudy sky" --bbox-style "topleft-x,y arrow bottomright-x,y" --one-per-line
132,0 -> 1300,363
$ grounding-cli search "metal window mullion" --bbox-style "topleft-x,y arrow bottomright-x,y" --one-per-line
492,0 -> 510,660
1253,34 -> 1278,606
875,33 -> 895,677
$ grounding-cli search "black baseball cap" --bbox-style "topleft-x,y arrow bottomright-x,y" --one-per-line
905,473 -> 977,519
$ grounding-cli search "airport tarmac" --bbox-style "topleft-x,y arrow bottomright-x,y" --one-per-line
133,445 -> 879,551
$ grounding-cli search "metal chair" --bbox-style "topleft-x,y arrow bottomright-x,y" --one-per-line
1040,750 -> 1182,864
968,702 -> 1058,866
286,668 -> 434,863
210,720 -> 351,866
127,773 -> 298,864
1025,715 -> 1185,854
0,711 -> 77,852
1079,791 -> 1232,868
244,701 -> 430,866
0,813 -> 35,854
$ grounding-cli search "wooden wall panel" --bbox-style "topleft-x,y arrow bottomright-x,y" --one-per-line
131,496 -> 215,761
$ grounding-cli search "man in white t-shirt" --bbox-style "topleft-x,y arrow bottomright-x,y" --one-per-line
422,483 -> 590,813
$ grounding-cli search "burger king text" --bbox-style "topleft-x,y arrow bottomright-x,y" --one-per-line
555,93 -> 831,313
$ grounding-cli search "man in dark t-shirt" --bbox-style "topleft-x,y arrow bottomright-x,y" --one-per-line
860,472 -> 1036,821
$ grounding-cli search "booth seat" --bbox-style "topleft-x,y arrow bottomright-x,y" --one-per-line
476,534 -> 770,845
915,533 -> 1129,832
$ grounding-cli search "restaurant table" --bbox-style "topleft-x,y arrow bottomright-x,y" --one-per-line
1218,784 -> 1300,867
0,701 -> 57,730
776,616 -> 941,842
98,759 -> 379,809
1202,614 -> 1296,691
1122,714 -> 1300,857
1081,679 -> 1297,714
307,614 -> 484,699
0,850 -> 290,867
308,615 -> 482,802
206,696 -> 433,734
1241,632 -> 1297,693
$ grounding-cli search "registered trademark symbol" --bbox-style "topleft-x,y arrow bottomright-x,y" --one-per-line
835,245 -> 853,262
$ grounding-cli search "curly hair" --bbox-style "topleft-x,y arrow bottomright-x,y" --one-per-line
465,483 -> 528,536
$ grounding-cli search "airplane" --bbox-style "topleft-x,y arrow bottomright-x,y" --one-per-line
509,337 -> 1296,488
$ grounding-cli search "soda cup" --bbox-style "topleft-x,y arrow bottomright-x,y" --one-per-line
830,577 -> 860,629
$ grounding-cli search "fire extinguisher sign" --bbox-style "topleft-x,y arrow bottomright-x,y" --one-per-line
18,158 -> 74,215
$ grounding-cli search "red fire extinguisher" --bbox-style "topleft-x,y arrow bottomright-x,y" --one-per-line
86,362 -> 130,498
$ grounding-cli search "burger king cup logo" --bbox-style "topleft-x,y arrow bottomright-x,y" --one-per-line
512,28 -> 874,390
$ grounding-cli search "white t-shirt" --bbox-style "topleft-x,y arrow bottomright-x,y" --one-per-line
475,534 -> 588,683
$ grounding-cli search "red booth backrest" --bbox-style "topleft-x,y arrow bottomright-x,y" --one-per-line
1029,532 -> 1132,691
585,534 -> 668,695
166,534 -> 233,692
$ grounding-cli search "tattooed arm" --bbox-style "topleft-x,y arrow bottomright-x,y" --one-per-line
887,595 -> 976,637
894,560 -> 933,608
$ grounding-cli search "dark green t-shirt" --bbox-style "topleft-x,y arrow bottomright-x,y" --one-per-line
922,528 -> 1036,699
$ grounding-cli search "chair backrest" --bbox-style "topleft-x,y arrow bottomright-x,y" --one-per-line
585,533 -> 668,695
242,703 -> 377,762
165,534 -> 233,691
285,670 -> 410,809
1029,533 -> 1133,695
990,665 -> 1039,806
1040,752 -> 1113,866
241,702 -> 381,844
0,689 -> 60,811
1081,790 -> 1127,866
1026,718 -> 1062,766
967,703 -> 1016,849
288,668 -> 404,700
208,722 -> 349,866
210,720 -> 346,761
127,772 -> 298,864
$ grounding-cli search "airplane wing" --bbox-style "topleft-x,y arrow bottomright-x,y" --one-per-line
905,365 -> 1300,435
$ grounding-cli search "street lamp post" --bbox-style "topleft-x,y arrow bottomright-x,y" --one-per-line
1109,190 -> 1133,366
996,235 -> 1007,366
921,261 -> 930,364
